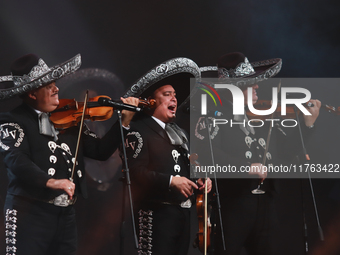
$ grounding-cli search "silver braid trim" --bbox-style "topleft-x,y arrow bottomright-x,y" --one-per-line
125,57 -> 200,98
12,59 -> 50,86
218,58 -> 282,87
5,209 -> 17,255
0,76 -> 13,82
0,54 -> 81,101
218,57 -> 255,78
138,209 -> 153,254
199,66 -> 217,72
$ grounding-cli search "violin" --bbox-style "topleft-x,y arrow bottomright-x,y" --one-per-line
190,153 -> 211,255
246,100 -> 340,120
50,95 -> 156,129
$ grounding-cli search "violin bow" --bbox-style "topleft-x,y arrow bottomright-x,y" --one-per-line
70,90 -> 89,182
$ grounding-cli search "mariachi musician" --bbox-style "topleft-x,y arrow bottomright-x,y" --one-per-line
0,53 -> 138,255
123,57 -> 212,255
193,52 -> 321,255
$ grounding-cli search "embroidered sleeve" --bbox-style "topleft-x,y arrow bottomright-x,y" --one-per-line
125,131 -> 143,159
0,122 -> 25,151
123,128 -> 170,194
0,121 -> 50,187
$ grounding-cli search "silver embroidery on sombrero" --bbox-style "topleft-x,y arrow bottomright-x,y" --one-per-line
218,57 -> 255,78
0,54 -> 81,101
199,66 -> 218,72
251,58 -> 282,79
12,58 -> 50,86
138,210 -> 153,254
0,76 -> 13,82
203,57 -> 282,87
5,209 -> 17,255
125,57 -> 200,98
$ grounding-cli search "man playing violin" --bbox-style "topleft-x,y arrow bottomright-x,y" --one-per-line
123,57 -> 212,255
193,52 -> 321,255
0,54 -> 138,255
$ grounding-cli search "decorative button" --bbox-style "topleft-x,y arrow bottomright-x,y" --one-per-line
174,165 -> 181,172
48,168 -> 56,176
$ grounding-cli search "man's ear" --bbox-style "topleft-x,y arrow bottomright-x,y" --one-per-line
28,91 -> 37,100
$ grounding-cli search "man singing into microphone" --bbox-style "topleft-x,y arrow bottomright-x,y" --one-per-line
193,52 -> 321,255
123,57 -> 212,255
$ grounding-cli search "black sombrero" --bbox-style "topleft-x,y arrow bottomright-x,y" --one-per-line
200,52 -> 282,87
124,57 -> 201,107
0,53 -> 81,101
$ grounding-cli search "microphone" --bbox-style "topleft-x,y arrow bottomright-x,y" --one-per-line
98,97 -> 142,112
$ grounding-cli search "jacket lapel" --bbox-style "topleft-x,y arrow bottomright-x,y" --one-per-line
142,115 -> 169,142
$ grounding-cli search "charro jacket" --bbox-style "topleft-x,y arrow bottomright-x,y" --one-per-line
0,103 -> 121,201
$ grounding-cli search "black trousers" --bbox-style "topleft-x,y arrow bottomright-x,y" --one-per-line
138,203 -> 191,255
4,195 -> 77,255
213,194 -> 277,255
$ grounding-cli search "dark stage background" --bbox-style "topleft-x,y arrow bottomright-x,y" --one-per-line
1,1 -> 340,254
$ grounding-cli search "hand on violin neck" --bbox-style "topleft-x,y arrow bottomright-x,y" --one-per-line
303,99 -> 321,127
170,176 -> 198,198
197,178 -> 212,193
121,97 -> 139,127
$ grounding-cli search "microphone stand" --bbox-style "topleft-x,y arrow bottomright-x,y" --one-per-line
117,110 -> 138,255
204,116 -> 226,252
293,106 -> 324,254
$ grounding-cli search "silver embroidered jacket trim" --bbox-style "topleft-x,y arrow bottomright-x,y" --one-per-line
138,209 -> 153,254
5,209 -> 17,255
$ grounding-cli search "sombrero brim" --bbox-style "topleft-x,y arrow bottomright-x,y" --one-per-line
124,57 -> 201,107
0,54 -> 81,101
201,58 -> 282,87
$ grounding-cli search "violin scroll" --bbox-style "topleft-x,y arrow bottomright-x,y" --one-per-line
138,98 -> 156,109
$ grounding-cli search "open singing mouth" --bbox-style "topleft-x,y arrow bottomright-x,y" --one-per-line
168,104 -> 176,114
